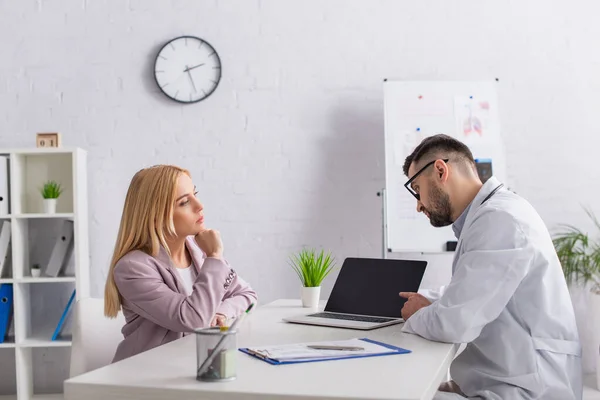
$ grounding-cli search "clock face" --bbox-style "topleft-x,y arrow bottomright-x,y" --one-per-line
154,36 -> 222,103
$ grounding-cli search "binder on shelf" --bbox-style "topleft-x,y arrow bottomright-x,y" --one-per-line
51,288 -> 75,341
2,247 -> 12,278
0,284 -> 13,344
44,220 -> 74,277
0,156 -> 9,216
0,221 -> 11,278
61,235 -> 75,276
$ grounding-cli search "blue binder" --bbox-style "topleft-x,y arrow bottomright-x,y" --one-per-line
239,338 -> 410,365
0,284 -> 13,344
51,289 -> 76,341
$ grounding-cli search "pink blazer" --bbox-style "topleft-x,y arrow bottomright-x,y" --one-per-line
111,236 -> 257,363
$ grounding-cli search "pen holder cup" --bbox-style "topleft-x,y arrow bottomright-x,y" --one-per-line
195,327 -> 237,382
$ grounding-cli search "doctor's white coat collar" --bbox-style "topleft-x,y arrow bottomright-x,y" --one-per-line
460,176 -> 504,233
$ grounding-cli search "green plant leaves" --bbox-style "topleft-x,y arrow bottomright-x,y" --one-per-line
288,248 -> 336,287
40,180 -> 63,199
552,206 -> 600,290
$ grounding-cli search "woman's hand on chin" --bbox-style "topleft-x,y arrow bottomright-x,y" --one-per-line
195,229 -> 223,259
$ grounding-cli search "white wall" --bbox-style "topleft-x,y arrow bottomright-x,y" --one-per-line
1,0 -> 600,307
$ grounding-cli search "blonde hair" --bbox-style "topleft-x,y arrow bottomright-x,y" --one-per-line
104,165 -> 190,318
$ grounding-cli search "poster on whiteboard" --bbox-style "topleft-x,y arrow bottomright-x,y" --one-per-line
454,96 -> 498,155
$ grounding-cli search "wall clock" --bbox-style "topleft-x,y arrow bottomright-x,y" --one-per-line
154,36 -> 222,103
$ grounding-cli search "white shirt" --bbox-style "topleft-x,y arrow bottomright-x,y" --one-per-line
403,176 -> 582,399
176,264 -> 196,296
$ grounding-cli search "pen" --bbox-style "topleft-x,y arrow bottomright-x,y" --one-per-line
306,345 -> 365,351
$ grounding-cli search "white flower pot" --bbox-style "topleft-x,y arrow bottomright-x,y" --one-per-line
43,199 -> 57,214
569,284 -> 595,373
591,292 -> 600,389
301,286 -> 320,308
31,269 -> 41,278
598,342 -> 600,391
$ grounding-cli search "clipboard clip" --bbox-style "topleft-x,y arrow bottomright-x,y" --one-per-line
245,348 -> 270,360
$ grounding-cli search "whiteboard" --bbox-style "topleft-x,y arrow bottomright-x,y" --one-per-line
383,80 -> 507,253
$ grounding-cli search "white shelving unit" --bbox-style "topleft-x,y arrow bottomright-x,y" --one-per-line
0,148 -> 89,400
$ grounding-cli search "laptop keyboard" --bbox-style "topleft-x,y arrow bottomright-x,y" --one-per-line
308,312 -> 397,323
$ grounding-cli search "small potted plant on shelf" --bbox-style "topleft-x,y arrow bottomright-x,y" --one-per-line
40,180 -> 63,214
288,248 -> 336,308
31,264 -> 41,278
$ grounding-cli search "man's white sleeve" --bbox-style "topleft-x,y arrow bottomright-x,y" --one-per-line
402,209 -> 531,344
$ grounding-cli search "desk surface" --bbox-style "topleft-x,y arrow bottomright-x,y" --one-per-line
64,299 -> 458,400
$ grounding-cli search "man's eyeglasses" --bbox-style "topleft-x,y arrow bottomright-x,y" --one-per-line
404,159 -> 449,201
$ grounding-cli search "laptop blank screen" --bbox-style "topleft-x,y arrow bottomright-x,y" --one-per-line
324,258 -> 427,318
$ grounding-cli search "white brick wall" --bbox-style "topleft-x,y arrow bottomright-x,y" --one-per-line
1,0 -> 600,308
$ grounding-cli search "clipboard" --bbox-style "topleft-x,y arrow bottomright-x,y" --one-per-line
239,338 -> 410,365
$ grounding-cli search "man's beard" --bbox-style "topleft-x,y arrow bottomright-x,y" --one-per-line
424,184 -> 453,227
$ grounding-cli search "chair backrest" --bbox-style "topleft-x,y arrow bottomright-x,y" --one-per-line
69,297 -> 125,378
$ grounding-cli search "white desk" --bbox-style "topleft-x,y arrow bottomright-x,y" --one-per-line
64,299 -> 458,400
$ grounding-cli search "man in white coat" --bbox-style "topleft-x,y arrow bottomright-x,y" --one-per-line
399,134 -> 582,399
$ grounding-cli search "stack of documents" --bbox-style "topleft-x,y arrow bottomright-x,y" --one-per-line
240,338 -> 410,365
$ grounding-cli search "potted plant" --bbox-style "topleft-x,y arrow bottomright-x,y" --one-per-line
31,264 -> 41,278
552,207 -> 600,386
40,180 -> 63,214
288,248 -> 336,308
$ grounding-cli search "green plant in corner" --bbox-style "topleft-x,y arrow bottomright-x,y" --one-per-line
552,207 -> 600,294
289,248 -> 336,288
40,180 -> 63,199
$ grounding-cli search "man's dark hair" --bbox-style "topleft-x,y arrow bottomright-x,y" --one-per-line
402,134 -> 475,177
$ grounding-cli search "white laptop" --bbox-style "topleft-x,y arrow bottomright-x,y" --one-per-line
283,257 -> 428,330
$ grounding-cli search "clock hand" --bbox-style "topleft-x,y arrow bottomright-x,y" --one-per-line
184,63 -> 205,72
185,65 -> 197,93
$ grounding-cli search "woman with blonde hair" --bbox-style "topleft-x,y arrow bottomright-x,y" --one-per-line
104,165 -> 257,362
